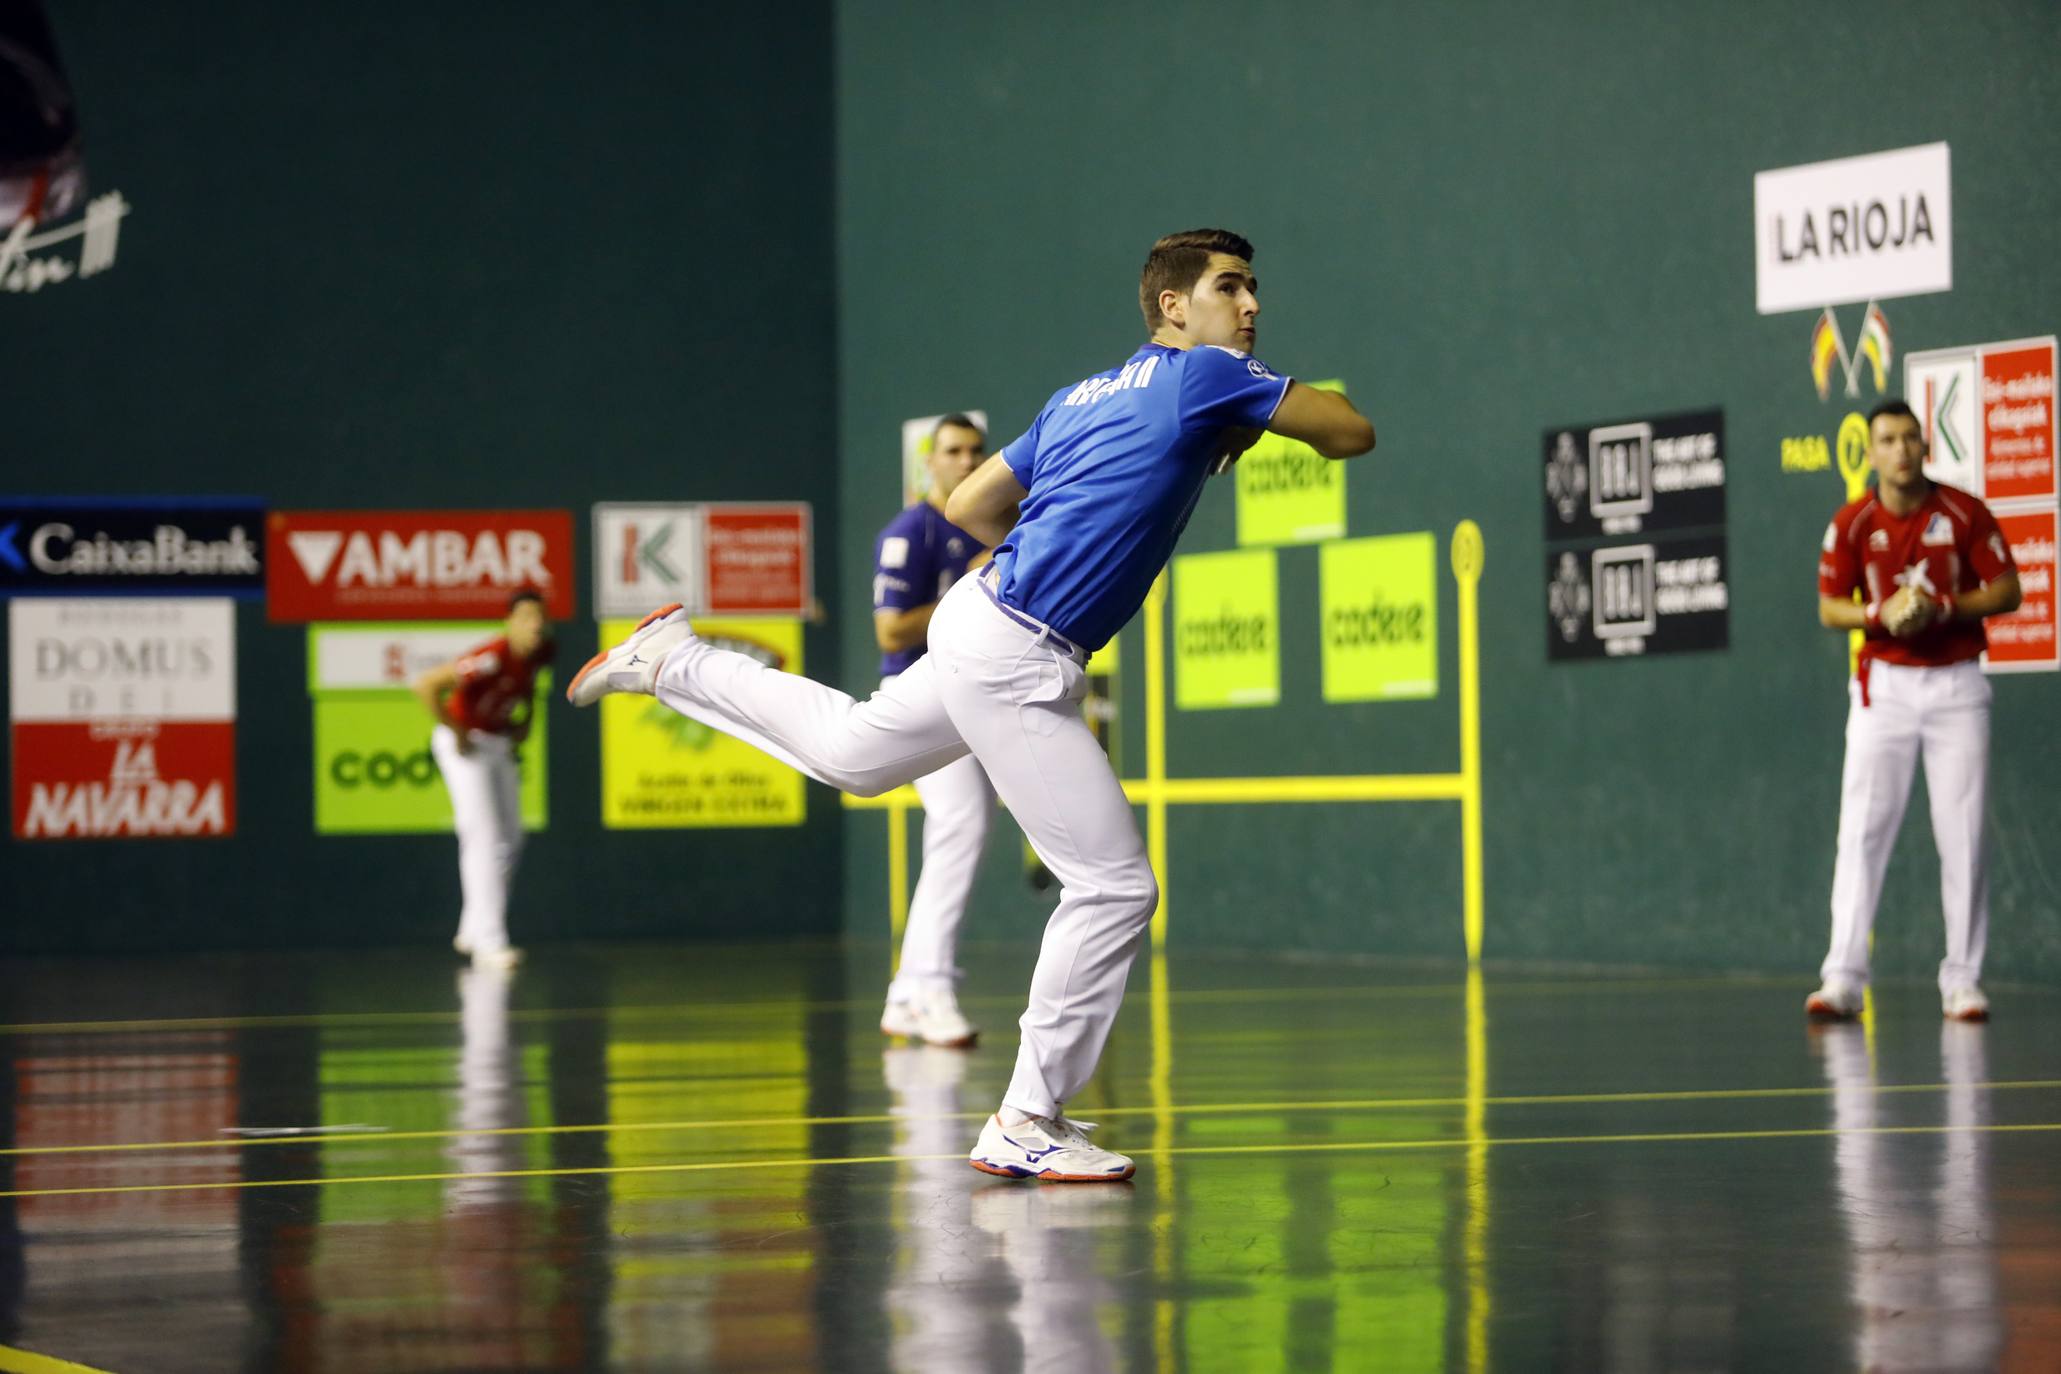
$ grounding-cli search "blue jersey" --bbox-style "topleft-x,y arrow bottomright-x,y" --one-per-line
994,342 -> 1289,650
873,499 -> 983,676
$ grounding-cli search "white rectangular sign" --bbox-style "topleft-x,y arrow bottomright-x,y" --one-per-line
592,504 -> 709,620
8,598 -> 236,722
1755,142 -> 1951,315
310,623 -> 498,692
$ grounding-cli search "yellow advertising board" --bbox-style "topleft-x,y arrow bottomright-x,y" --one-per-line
599,617 -> 805,828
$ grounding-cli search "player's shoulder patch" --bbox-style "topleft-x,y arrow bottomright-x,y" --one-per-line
879,535 -> 910,570
1822,521 -> 1839,553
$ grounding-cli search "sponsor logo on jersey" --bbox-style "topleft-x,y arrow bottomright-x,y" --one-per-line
879,536 -> 910,569
1922,512 -> 1954,546
1869,529 -> 1890,551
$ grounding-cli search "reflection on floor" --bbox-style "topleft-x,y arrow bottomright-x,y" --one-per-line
0,942 -> 2057,1373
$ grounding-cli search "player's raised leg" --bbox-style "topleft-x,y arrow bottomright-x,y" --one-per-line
1816,672 -> 1922,1016
566,606 -> 971,798
1920,662 -> 1992,1019
882,753 -> 994,1047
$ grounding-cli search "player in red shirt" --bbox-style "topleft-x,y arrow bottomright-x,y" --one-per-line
1809,400 -> 2021,1022
414,590 -> 554,969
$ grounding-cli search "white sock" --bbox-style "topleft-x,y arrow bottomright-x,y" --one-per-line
998,1105 -> 1036,1127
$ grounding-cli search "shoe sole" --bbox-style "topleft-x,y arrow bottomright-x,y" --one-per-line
1805,1002 -> 1860,1021
879,1024 -> 978,1048
565,604 -> 684,704
969,1158 -> 1135,1183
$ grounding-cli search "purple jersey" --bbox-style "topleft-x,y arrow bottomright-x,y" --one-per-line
873,500 -> 983,676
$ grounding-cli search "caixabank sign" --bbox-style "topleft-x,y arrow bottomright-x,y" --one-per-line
0,499 -> 265,598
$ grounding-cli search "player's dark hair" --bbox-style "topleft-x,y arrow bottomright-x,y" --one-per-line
507,587 -> 545,614
1140,228 -> 1255,331
932,412 -> 986,443
1866,398 -> 1919,428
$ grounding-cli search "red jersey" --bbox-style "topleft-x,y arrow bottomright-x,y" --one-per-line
1818,482 -> 2016,669
448,636 -> 551,736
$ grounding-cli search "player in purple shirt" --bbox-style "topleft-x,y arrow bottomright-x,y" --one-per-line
571,229 -> 1375,1180
873,414 -> 994,1047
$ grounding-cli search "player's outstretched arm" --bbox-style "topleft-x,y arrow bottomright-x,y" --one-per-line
1268,381 -> 1375,459
945,455 -> 1029,548
1954,570 -> 2021,620
875,604 -> 937,653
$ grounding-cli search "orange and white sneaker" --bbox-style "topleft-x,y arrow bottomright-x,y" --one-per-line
970,1112 -> 1134,1182
566,604 -> 693,706
1942,985 -> 1990,1022
1805,981 -> 1864,1020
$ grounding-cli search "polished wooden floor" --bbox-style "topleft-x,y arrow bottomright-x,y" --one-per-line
0,941 -> 2056,1373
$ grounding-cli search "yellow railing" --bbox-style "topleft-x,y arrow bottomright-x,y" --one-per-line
847,520 -> 1488,959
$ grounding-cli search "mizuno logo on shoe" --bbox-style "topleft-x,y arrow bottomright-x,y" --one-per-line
1001,1133 -> 1061,1163
627,654 -> 646,666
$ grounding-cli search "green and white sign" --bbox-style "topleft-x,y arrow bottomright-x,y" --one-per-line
1173,548 -> 1279,710
1319,533 -> 1437,702
307,623 -> 549,835
1235,379 -> 1349,546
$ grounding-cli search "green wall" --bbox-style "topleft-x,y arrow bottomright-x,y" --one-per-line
2,2 -> 842,952
834,2 -> 2061,980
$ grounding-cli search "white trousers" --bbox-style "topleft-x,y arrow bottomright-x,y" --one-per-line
656,575 -> 1155,1119
1822,659 -> 1991,993
888,745 -> 996,1001
430,726 -> 524,954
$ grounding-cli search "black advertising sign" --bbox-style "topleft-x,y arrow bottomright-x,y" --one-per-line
1542,407 -> 1730,663
1542,409 -> 1727,541
1545,535 -> 1731,661
0,499 -> 266,598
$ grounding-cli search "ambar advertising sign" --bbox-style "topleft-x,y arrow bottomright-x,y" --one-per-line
592,503 -> 813,619
600,616 -> 804,828
268,510 -> 575,622
8,598 -> 237,838
307,623 -> 548,834
0,498 -> 265,598
1173,548 -> 1279,709
1755,142 -> 1952,315
1319,533 -> 1437,702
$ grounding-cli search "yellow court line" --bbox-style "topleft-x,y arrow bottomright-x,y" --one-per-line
10,1079 -> 2058,1158
0,1343 -> 116,1374
5,1120 -> 2056,1201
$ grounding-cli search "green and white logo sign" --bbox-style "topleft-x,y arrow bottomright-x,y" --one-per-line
1173,548 -> 1279,710
307,623 -> 549,835
1235,379 -> 1349,546
1319,533 -> 1437,702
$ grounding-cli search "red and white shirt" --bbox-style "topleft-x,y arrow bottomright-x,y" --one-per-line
1818,482 -> 2016,669
448,636 -> 551,737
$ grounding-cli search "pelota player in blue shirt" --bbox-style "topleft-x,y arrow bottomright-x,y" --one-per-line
571,228 -> 1375,1181
873,413 -> 995,1049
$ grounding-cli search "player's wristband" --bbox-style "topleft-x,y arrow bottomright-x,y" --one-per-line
1863,600 -> 1883,633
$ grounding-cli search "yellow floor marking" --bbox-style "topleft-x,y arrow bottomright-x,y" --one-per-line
7,971 -> 2020,1036
4,1120 -> 2055,1200
9,1079 -> 2058,1158
0,1343 -> 116,1374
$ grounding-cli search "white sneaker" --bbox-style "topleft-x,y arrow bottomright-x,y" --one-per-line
970,1112 -> 1134,1182
471,945 -> 524,971
1943,985 -> 1990,1022
879,986 -> 978,1048
1805,981 -> 1864,1019
565,604 -> 695,706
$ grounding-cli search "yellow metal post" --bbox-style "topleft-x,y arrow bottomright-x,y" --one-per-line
1452,521 -> 1486,963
